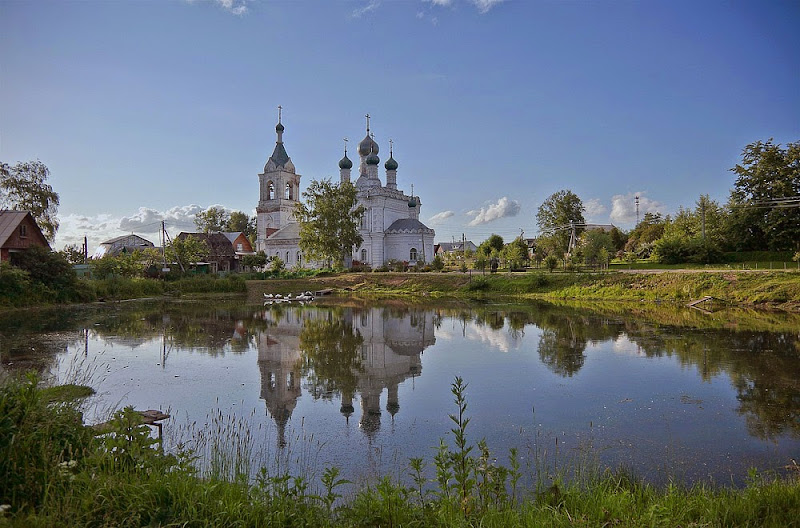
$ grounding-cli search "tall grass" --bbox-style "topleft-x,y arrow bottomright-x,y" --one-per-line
3,374 -> 799,527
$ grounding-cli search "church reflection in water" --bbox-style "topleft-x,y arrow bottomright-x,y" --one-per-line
256,305 -> 435,446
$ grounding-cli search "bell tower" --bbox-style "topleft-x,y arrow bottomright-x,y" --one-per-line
256,106 -> 301,252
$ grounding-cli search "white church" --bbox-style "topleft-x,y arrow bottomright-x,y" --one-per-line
255,113 -> 435,269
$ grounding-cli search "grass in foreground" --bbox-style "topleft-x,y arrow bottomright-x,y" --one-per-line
2,374 -> 798,527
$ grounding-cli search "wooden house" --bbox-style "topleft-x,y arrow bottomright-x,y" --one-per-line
0,210 -> 51,263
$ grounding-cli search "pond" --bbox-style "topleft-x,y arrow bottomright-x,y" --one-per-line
1,297 -> 799,487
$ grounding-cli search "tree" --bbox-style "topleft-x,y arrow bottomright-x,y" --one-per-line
226,211 -> 257,242
579,230 -> 615,268
536,190 -> 585,255
194,206 -> 230,233
478,234 -> 504,256
11,246 -> 76,297
624,212 -> 666,258
0,160 -> 60,242
502,237 -> 528,270
242,251 -> 267,270
166,236 -> 209,270
296,179 -> 365,268
727,139 -> 800,251
60,244 -> 86,264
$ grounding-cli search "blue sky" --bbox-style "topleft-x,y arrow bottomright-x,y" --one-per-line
2,0 -> 798,251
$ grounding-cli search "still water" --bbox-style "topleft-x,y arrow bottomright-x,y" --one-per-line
2,297 -> 799,486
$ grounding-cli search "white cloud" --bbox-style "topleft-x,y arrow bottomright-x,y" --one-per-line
423,0 -> 502,14
185,0 -> 249,16
55,204 -> 237,253
470,0 -> 504,14
609,192 -> 664,226
466,197 -> 521,226
584,198 -> 608,218
352,0 -> 380,18
428,210 -> 455,224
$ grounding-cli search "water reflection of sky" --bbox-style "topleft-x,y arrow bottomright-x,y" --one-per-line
3,299 -> 798,487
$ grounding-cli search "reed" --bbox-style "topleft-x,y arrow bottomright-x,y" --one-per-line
2,374 -> 799,527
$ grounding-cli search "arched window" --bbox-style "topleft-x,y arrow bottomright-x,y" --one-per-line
286,251 -> 290,264
297,251 -> 301,266
268,182 -> 275,200
361,248 -> 367,263
285,183 -> 291,200
410,248 -> 418,261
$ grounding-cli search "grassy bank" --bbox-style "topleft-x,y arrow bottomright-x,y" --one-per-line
0,274 -> 247,309
2,374 -> 798,527
247,270 -> 800,311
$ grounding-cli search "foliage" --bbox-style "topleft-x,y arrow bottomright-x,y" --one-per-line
90,248 -> 161,279
478,234 -> 505,257
269,256 -> 285,273
578,230 -> 615,268
624,212 -> 666,258
663,195 -> 728,247
0,373 -> 95,512
544,254 -> 559,272
431,254 -> 445,271
727,139 -> 800,251
299,316 -> 364,398
166,236 -> 209,270
242,250 -> 267,269
59,243 -> 86,264
296,179 -> 365,268
4,372 -> 800,526
226,210 -> 257,242
0,160 -> 60,242
536,189 -> 586,255
194,206 -> 230,233
10,246 -> 78,298
502,236 -> 529,270
652,236 -> 724,264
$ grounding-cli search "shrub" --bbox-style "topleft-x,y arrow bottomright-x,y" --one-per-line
544,255 -> 559,272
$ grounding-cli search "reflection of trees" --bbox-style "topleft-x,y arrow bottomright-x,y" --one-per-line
537,327 -> 586,377
299,314 -> 364,400
625,328 -> 800,440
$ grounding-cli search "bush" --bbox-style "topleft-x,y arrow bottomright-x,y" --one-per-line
653,237 -> 724,264
0,373 -> 95,512
431,255 -> 445,271
544,255 -> 559,272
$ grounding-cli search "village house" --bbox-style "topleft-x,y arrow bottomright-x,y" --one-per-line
0,210 -> 51,263
434,241 -> 478,259
176,232 -> 246,273
93,234 -> 155,258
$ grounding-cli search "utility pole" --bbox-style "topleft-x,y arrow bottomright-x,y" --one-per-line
635,195 -> 640,227
700,197 -> 706,241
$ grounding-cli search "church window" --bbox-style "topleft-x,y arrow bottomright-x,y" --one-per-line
361,248 -> 367,263
297,251 -> 301,265
285,183 -> 291,200
410,248 -> 418,261
268,182 -> 275,200
286,251 -> 290,263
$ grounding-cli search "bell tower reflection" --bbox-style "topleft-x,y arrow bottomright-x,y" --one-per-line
255,305 -> 435,444
257,311 -> 303,448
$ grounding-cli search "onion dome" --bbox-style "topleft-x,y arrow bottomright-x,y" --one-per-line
366,147 -> 379,166
385,155 -> 398,171
275,122 -> 284,133
408,197 -> 417,208
339,152 -> 353,170
358,134 -> 379,157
